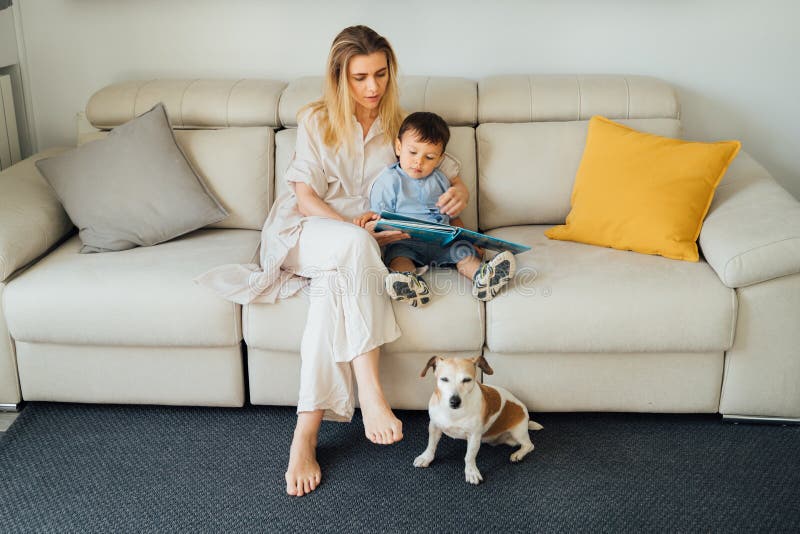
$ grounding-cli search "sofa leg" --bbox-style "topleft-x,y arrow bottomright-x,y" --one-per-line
723,415 -> 800,426
0,402 -> 24,413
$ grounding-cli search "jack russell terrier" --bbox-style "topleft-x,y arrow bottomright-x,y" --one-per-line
414,355 -> 543,484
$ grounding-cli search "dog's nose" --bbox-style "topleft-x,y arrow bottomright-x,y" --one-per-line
449,396 -> 461,409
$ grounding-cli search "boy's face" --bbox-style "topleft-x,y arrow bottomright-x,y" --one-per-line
394,130 -> 444,179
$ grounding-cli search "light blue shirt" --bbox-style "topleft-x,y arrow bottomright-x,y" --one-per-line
369,162 -> 451,224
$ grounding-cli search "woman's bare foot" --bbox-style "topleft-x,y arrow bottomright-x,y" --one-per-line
359,390 -> 403,445
285,411 -> 323,497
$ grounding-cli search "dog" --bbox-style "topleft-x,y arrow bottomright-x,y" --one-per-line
413,355 -> 543,484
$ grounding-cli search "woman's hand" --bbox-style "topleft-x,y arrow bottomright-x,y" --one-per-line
365,220 -> 410,246
436,175 -> 469,217
353,211 -> 379,228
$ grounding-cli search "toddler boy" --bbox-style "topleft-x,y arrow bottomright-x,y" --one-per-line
355,112 -> 515,307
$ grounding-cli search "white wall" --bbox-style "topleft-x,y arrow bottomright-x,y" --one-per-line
13,0 -> 800,197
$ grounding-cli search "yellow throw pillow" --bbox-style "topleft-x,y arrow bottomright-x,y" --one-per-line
545,116 -> 741,261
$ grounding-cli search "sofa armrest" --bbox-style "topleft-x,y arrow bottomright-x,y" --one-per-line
0,148 -> 74,283
700,151 -> 800,288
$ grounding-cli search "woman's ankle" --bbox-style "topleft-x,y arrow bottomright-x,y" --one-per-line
294,410 -> 324,439
358,383 -> 387,403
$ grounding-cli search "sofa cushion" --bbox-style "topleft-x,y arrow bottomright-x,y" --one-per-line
86,79 -> 286,129
478,75 -> 679,124
78,127 -> 275,232
35,103 -> 228,253
483,350 -> 724,413
0,148 -> 73,283
177,128 -> 274,231
4,229 -> 259,347
545,116 -> 741,261
700,152 -> 800,288
485,226 -> 736,353
243,268 -> 483,354
477,118 -> 681,229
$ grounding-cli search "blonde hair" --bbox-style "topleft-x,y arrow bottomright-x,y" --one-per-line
303,26 -> 403,154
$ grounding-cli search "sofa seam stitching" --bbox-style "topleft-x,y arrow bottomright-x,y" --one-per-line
528,75 -> 534,122
232,301 -> 239,346
273,82 -> 283,128
277,81 -> 288,128
472,80 -> 478,126
728,288 -> 737,350
484,280 -> 491,351
0,285 -> 22,399
722,235 -> 800,285
624,76 -> 630,119
227,79 -> 245,128
728,289 -> 739,350
482,297 -> 488,354
721,284 -> 741,410
179,79 -> 199,128
472,126 -> 479,233
719,343 -> 732,412
423,77 -> 430,111
576,76 -> 582,120
132,80 -> 152,120
243,303 -> 249,347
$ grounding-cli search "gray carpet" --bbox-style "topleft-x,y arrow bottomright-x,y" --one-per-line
1,403 -> 799,533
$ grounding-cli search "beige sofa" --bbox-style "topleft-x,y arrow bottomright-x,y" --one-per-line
2,76 -> 799,422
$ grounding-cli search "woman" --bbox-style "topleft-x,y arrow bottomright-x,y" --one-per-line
197,25 -> 469,497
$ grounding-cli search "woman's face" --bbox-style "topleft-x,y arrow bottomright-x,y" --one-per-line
347,52 -> 389,113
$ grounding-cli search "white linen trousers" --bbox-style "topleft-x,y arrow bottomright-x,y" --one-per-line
283,216 -> 401,422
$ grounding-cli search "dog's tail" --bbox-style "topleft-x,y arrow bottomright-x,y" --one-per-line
528,420 -> 544,431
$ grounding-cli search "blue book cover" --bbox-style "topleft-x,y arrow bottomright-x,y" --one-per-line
374,211 -> 531,255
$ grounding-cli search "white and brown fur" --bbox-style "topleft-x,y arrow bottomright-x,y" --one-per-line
414,355 -> 543,484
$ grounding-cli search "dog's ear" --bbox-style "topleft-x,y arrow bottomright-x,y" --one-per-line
474,355 -> 494,375
420,356 -> 440,377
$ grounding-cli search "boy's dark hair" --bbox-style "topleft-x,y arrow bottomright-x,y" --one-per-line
397,111 -> 450,150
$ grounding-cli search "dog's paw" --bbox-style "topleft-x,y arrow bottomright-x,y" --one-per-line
414,453 -> 434,468
464,466 -> 483,485
510,444 -> 534,463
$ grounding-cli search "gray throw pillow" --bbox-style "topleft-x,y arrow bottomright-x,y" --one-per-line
35,102 -> 228,253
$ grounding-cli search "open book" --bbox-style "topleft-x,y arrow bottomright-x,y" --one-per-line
374,211 -> 531,255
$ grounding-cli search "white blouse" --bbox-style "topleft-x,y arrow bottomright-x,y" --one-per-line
195,109 -> 460,304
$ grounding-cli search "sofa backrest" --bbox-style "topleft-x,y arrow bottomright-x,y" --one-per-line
84,79 -> 285,231
477,75 -> 681,230
82,75 -> 683,233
